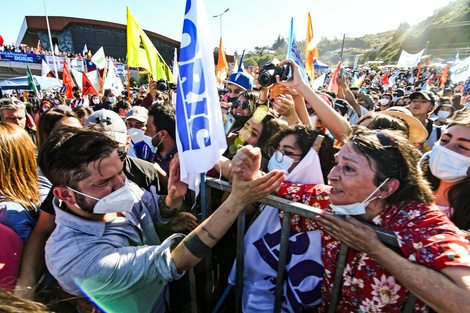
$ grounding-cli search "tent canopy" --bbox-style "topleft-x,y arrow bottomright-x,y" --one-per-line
0,75 -> 62,91
314,59 -> 328,70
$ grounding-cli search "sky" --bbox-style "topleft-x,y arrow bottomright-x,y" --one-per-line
0,0 -> 455,56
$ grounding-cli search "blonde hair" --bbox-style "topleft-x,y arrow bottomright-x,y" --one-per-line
0,122 -> 40,209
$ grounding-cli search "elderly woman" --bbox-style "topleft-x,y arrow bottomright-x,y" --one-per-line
233,126 -> 470,312
230,59 -> 470,312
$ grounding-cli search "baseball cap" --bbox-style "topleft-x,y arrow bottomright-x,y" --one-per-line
85,109 -> 127,145
409,90 -> 435,105
226,70 -> 253,91
125,106 -> 148,123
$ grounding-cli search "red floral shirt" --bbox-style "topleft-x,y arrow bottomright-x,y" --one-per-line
278,182 -> 470,313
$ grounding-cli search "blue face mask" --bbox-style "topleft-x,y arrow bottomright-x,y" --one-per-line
329,178 -> 390,215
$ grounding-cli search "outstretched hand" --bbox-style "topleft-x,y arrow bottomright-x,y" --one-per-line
231,145 -> 263,181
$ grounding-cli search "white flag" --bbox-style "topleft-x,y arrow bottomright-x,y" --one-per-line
41,59 -> 53,77
175,0 -> 227,194
103,59 -> 124,95
91,47 -> 106,70
172,48 -> 178,84
54,43 -> 60,56
396,49 -> 424,68
86,70 -> 101,94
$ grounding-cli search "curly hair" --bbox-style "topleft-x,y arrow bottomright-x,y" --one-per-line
346,126 -> 433,205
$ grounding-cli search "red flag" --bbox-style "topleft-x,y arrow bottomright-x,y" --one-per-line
37,40 -> 43,53
62,63 -> 74,98
440,66 -> 449,87
415,62 -> 422,80
0,35 -> 4,46
426,58 -> 431,67
381,72 -> 389,85
326,61 -> 342,94
82,72 -> 98,96
215,37 -> 228,86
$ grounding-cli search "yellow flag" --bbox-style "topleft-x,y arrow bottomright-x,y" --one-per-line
215,37 -> 228,87
127,8 -> 173,81
305,12 -> 319,84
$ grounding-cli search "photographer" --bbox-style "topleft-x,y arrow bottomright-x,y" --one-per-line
140,79 -> 172,109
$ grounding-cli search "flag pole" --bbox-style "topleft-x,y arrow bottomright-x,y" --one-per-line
43,0 -> 58,78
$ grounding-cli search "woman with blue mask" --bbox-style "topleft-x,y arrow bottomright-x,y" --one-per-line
229,124 -> 336,312
421,110 -> 470,231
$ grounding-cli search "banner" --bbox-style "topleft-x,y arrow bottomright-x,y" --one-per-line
0,51 -> 43,63
396,49 -> 424,68
127,8 -> 173,81
175,0 -> 227,194
450,56 -> 470,84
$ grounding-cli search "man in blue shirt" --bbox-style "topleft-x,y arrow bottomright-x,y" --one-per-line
38,126 -> 284,312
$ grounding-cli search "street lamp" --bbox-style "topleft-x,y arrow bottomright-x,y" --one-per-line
213,8 -> 229,37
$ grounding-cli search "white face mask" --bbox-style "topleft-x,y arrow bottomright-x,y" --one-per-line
142,134 -> 158,153
437,111 -> 450,120
92,98 -> 99,105
429,144 -> 470,182
309,115 -> 318,127
67,179 -> 142,214
267,150 -> 298,174
108,96 -> 115,103
128,128 -> 144,143
329,178 -> 390,215
380,99 -> 390,106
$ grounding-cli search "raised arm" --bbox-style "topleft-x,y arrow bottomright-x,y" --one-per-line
277,60 -> 350,143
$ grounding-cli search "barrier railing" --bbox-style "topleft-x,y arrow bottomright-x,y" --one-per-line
204,177 -> 417,313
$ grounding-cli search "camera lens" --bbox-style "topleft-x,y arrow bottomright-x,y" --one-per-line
258,72 -> 272,87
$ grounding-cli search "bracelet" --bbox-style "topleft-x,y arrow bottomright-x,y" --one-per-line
183,232 -> 211,259
158,195 -> 179,219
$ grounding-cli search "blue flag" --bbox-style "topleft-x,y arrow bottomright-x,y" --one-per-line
238,49 -> 246,72
287,17 -> 309,84
463,79 -> 470,95
175,0 -> 227,194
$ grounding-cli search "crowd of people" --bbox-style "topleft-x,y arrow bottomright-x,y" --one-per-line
0,52 -> 469,313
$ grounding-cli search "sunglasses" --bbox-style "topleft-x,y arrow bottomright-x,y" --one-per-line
232,100 -> 250,110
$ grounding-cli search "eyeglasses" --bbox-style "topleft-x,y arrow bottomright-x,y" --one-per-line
232,100 -> 250,110
268,146 -> 302,162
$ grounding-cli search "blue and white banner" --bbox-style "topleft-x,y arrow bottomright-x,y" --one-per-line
450,56 -> 470,84
176,0 -> 227,194
0,51 -> 44,63
287,18 -> 309,84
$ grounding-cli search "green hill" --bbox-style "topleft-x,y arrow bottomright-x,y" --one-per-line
243,0 -> 470,67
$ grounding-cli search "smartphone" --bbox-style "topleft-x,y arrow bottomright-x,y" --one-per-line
224,113 -> 236,135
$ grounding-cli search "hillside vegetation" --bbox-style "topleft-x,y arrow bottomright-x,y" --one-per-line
241,0 -> 470,68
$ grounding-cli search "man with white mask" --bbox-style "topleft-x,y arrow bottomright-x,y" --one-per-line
37,125 -> 284,313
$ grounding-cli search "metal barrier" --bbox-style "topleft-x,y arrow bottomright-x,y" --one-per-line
204,177 -> 417,313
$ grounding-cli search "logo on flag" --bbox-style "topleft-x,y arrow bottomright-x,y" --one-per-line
175,0 -> 227,194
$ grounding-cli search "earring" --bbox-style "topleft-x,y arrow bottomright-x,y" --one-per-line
377,195 -> 383,199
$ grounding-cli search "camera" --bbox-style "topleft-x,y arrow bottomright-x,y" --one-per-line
157,79 -> 169,91
258,59 -> 290,87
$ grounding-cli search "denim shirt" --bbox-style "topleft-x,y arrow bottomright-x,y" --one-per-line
45,186 -> 185,313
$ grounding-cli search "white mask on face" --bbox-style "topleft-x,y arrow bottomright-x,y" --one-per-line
380,99 -> 390,106
437,111 -> 450,120
465,102 -> 470,110
309,115 -> 318,127
267,150 -> 297,174
67,179 -> 142,214
329,178 -> 390,215
128,128 -> 144,143
429,144 -> 470,182
92,98 -> 99,105
142,134 -> 158,154
108,96 -> 115,103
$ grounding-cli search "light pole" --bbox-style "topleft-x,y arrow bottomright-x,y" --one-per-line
424,41 -> 430,56
213,8 -> 229,37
